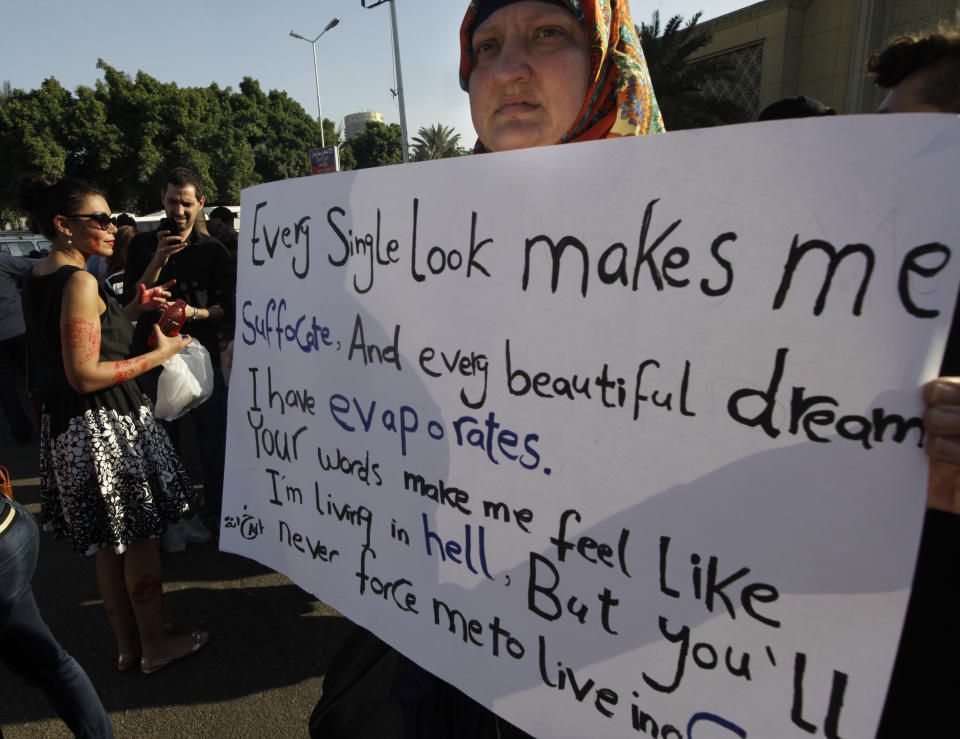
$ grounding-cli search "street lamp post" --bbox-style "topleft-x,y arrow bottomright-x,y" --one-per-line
361,0 -> 409,163
289,17 -> 340,148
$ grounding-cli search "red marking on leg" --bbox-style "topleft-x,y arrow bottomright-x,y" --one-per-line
130,574 -> 163,605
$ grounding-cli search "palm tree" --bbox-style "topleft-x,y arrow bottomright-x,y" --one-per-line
637,11 -> 751,130
410,123 -> 465,161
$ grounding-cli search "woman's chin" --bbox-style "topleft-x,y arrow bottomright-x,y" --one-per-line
487,131 -> 556,152
480,117 -> 567,152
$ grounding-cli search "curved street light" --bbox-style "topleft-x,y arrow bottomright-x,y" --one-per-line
289,17 -> 340,148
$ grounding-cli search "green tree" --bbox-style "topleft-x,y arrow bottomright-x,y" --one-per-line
637,11 -> 751,130
0,78 -> 72,216
340,121 -> 403,170
410,123 -> 465,161
0,63 -> 336,218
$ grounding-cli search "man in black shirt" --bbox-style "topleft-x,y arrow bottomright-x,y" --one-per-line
123,167 -> 233,536
867,26 -> 960,735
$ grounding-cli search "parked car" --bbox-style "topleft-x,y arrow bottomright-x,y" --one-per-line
0,231 -> 51,257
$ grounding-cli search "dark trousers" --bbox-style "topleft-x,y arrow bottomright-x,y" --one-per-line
0,334 -> 33,439
0,500 -> 114,738
188,370 -> 227,528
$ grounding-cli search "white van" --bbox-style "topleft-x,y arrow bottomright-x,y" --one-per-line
0,231 -> 51,257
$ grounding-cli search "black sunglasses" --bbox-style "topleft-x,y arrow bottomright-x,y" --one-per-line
68,213 -> 117,230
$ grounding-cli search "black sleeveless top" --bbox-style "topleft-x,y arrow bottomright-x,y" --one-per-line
22,265 -> 149,436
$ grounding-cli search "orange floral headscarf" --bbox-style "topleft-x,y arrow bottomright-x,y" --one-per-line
459,0 -> 665,151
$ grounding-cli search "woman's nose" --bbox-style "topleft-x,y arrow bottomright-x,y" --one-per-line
494,41 -> 532,82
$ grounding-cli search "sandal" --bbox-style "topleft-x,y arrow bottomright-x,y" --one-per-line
139,630 -> 210,675
116,622 -> 174,671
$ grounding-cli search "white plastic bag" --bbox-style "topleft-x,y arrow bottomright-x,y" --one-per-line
154,341 -> 214,421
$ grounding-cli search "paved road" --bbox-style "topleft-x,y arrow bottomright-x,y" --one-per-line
0,400 -> 353,738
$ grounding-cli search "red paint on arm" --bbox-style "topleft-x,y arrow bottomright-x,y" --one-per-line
113,356 -> 149,385
62,319 -> 100,365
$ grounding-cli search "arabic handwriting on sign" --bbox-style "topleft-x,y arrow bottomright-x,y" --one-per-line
223,506 -> 265,540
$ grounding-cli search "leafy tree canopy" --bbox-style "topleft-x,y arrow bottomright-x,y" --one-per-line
340,121 -> 403,171
0,63 -> 336,219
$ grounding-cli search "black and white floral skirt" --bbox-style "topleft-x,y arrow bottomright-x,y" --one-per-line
39,403 -> 195,555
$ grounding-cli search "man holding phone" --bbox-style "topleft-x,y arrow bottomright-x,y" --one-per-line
123,166 -> 233,543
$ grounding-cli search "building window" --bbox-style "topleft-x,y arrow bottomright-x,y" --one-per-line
695,42 -> 765,118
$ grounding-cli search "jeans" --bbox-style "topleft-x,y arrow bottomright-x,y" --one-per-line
0,500 -> 114,739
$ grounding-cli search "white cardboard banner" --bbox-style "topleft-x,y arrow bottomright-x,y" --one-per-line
221,115 -> 960,738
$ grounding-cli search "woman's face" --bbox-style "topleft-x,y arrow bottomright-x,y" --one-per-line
64,194 -> 116,258
468,1 -> 591,152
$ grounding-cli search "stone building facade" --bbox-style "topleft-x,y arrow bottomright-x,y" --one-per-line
690,0 -> 958,117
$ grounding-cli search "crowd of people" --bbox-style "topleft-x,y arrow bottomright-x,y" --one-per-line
1,1 -> 958,736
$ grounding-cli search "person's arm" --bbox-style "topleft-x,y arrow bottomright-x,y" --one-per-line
60,270 -> 190,394
923,377 -> 960,514
197,304 -> 223,323
182,302 -> 223,323
7,254 -> 36,278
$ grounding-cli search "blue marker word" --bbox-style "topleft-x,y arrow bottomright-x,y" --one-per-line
240,298 -> 336,353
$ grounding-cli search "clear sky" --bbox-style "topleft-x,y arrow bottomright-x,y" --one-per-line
5,0 -> 748,152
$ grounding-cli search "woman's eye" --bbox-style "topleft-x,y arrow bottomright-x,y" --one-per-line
535,26 -> 564,40
473,39 -> 497,55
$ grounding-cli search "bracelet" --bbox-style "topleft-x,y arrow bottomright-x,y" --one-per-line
189,306 -> 199,321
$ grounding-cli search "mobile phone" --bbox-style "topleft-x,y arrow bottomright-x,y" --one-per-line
159,216 -> 180,236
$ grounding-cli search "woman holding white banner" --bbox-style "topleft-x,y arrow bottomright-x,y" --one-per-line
311,1 -> 960,736
311,1 -> 669,737
18,174 -> 210,676
457,4 -> 960,736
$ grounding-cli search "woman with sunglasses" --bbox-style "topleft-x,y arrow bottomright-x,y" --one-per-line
17,174 -> 209,675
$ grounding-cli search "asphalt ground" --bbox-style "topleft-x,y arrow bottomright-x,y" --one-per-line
0,382 -> 354,738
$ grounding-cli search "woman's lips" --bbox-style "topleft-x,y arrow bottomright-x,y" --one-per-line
497,100 -> 539,116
